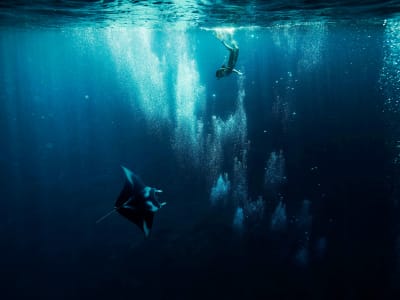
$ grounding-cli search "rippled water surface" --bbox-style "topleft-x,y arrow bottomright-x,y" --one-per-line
1,0 -> 400,27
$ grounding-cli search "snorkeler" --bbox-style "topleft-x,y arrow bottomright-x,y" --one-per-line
216,39 -> 243,79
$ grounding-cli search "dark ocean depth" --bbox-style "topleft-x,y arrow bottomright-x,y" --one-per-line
1,2 -> 400,300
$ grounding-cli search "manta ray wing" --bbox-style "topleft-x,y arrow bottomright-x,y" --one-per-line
116,166 -> 147,209
98,166 -> 163,238
143,211 -> 154,230
121,166 -> 146,198
117,207 -> 155,238
115,179 -> 134,208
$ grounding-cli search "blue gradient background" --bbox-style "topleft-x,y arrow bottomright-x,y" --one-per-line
0,21 -> 398,299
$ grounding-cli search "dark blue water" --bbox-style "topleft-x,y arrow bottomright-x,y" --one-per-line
1,2 -> 400,300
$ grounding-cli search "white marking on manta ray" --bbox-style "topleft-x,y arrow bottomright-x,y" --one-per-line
122,204 -> 136,210
143,186 -> 151,198
145,201 -> 159,212
143,220 -> 150,237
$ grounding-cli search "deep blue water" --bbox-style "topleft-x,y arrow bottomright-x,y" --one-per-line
1,2 -> 400,300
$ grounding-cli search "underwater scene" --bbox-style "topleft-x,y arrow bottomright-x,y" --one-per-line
1,1 -> 400,299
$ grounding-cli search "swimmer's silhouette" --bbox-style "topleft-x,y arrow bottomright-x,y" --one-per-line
215,33 -> 243,79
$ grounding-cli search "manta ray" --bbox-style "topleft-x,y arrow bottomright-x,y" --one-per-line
97,166 -> 166,238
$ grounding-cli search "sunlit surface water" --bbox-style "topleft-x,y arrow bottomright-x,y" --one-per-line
1,1 -> 400,300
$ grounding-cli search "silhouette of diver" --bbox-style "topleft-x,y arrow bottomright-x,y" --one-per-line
216,38 -> 243,79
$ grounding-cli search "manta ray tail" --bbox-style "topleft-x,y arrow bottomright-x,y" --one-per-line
96,208 -> 116,224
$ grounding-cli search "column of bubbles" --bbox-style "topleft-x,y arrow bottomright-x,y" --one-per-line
271,21 -> 327,73
270,201 -> 287,231
210,173 -> 230,206
265,150 -> 287,232
380,19 -> 400,166
293,199 -> 312,267
171,30 -> 206,167
264,150 -> 286,188
380,17 -> 400,284
204,74 -> 252,233
105,27 -> 170,133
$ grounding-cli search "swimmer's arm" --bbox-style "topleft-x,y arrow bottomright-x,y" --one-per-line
221,40 -> 233,51
232,69 -> 243,75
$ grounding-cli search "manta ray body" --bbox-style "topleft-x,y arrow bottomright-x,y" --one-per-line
97,166 -> 166,238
